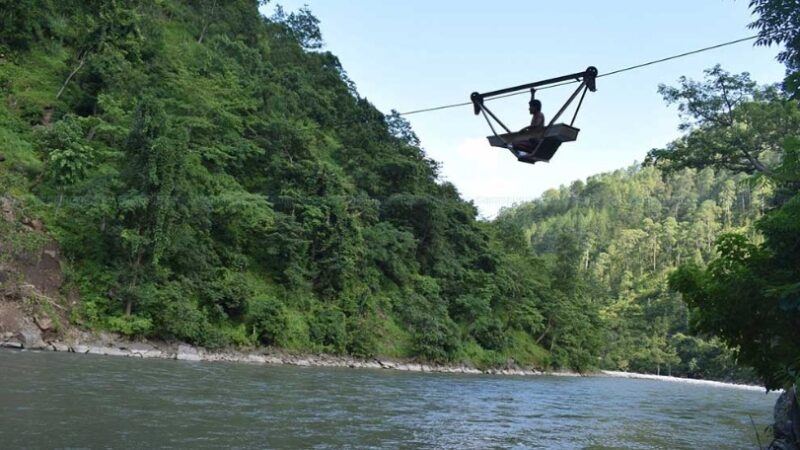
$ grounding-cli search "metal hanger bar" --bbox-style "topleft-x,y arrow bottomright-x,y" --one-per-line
528,82 -> 587,157
476,67 -> 596,100
548,81 -> 587,127
480,109 -> 510,147
570,86 -> 590,127
480,104 -> 512,134
480,108 -> 500,136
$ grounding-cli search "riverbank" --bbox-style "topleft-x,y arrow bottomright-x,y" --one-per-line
599,370 -> 766,392
0,328 -> 767,391
0,329 -> 561,376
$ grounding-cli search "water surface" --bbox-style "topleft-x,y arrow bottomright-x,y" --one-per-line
0,349 -> 776,449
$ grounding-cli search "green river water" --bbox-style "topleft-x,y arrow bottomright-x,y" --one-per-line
0,349 -> 778,449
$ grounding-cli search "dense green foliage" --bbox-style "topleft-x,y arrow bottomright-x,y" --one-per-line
0,0 -> 591,370
644,66 -> 799,175
497,165 -> 767,381
749,0 -> 800,96
670,144 -> 799,390
657,6 -> 800,389
1,1 -> 796,384
503,12 -> 800,380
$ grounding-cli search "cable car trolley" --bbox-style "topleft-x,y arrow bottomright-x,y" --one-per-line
470,66 -> 597,164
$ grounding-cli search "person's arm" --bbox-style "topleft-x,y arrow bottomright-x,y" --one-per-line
533,112 -> 545,128
520,115 -> 535,132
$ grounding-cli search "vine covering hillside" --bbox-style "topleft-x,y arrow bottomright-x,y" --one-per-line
0,0 -> 793,381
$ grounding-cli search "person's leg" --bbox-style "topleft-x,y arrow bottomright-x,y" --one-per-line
513,140 -> 533,157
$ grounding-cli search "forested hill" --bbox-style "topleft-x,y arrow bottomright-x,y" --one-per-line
0,0 -> 584,369
497,165 -> 768,380
0,0 -> 765,379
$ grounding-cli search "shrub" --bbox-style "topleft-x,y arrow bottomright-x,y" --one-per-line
346,316 -> 378,358
247,295 -> 288,346
308,305 -> 346,353
106,314 -> 153,336
470,316 -> 508,351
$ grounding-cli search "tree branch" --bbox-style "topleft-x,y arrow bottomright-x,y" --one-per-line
56,50 -> 88,100
719,80 -> 737,127
197,0 -> 218,44
734,134 -> 773,175
535,317 -> 553,344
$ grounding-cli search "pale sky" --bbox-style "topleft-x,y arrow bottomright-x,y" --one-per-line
263,1 -> 786,217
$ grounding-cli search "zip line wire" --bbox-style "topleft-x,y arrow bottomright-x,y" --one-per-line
395,35 -> 759,117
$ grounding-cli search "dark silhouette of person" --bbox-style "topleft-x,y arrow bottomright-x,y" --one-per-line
514,100 -> 546,157
523,99 -> 545,131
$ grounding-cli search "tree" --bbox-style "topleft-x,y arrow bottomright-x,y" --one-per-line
748,0 -> 800,96
386,110 -> 421,147
196,0 -> 218,44
718,179 -> 737,227
114,97 -> 187,316
645,66 -> 800,175
668,117 -> 800,392
671,223 -> 800,390
271,5 -> 324,50
56,1 -> 146,100
8,0 -> 791,375
0,0 -> 56,51
34,115 -> 96,207
643,218 -> 662,273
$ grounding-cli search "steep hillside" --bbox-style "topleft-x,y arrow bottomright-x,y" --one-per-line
0,0 -> 587,369
0,1 -> 775,381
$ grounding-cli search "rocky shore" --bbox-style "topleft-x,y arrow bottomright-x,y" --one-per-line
600,370 -> 765,392
0,324 -> 559,376
0,322 -> 772,390
0,300 -> 775,392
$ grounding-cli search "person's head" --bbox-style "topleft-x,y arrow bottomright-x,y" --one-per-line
529,99 -> 542,114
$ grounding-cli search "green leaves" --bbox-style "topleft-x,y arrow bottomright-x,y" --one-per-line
271,5 -> 324,50
34,115 -> 96,189
670,172 -> 800,389
748,0 -> 800,97
647,67 -> 800,175
16,0 -> 781,375
0,0 -> 57,51
308,306 -> 347,353
248,295 -> 288,346
658,65 -> 757,131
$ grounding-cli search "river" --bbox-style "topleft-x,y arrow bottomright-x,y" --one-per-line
0,349 -> 777,449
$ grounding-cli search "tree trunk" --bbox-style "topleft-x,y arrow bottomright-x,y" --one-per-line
125,250 -> 144,317
197,0 -> 218,44
535,317 -> 554,344
56,50 -> 88,100
197,22 -> 210,44
653,246 -> 657,272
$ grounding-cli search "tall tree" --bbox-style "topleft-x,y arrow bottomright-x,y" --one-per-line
645,66 -> 800,174
114,97 -> 187,316
748,0 -> 800,96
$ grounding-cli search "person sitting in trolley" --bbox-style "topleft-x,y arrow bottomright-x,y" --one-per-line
513,99 -> 545,157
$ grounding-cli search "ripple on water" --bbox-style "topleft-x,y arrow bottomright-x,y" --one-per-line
0,349 -> 779,449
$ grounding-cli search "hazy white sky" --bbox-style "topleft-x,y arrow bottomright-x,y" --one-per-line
264,1 -> 786,217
